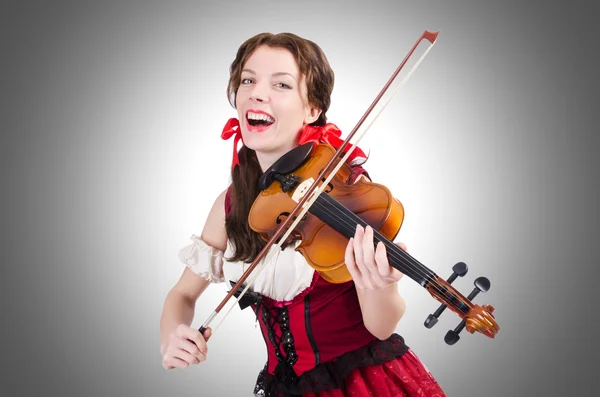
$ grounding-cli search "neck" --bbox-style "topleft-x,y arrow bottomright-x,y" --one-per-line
255,151 -> 284,173
255,143 -> 299,172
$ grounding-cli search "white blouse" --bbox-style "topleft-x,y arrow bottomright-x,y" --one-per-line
178,234 -> 315,302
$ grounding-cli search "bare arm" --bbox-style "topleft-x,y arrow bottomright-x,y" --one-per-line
356,277 -> 406,340
159,188 -> 228,361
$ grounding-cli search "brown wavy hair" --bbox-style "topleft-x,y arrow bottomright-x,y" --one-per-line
224,32 -> 335,263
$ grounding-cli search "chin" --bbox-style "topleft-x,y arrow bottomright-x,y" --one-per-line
241,137 -> 265,152
242,132 -> 277,152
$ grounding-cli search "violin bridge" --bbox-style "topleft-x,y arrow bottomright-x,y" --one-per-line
291,177 -> 316,206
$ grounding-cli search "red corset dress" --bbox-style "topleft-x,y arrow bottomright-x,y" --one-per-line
220,184 -> 447,397
235,273 -> 446,397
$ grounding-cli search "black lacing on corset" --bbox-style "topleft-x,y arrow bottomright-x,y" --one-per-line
256,305 -> 300,395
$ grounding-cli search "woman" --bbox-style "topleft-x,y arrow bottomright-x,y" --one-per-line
160,32 -> 446,397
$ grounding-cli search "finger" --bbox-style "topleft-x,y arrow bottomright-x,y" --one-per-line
390,242 -> 406,281
177,325 -> 208,355
375,241 -> 403,281
178,336 -> 205,360
168,334 -> 203,363
345,238 -> 364,289
202,327 -> 212,342
353,225 -> 374,289
374,240 -> 391,278
163,355 -> 190,370
172,347 -> 202,365
363,226 -> 387,288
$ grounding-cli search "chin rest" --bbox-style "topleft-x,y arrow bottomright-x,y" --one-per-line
258,143 -> 314,191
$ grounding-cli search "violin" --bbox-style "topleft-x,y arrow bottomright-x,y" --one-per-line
248,142 -> 499,341
199,30 -> 499,345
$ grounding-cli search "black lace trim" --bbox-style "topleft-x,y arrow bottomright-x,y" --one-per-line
253,333 -> 409,397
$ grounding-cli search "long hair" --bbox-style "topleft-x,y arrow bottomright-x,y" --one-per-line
225,32 -> 335,263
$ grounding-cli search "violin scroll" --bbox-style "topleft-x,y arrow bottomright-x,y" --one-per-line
425,269 -> 499,344
464,303 -> 498,337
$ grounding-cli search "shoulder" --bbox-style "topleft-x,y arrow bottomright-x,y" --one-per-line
200,187 -> 229,252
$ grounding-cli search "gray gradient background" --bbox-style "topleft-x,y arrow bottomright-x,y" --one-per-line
1,0 -> 598,396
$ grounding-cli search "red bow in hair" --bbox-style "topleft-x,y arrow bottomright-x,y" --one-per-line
221,118 -> 366,170
297,122 -> 367,163
221,118 -> 243,169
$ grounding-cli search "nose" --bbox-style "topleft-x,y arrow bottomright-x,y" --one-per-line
250,82 -> 269,103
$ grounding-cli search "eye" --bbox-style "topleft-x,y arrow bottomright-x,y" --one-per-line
275,82 -> 292,89
241,78 -> 254,85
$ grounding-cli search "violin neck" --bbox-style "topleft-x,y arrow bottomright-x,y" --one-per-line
310,193 -> 437,287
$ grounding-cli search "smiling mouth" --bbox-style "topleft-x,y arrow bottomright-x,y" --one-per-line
246,111 -> 275,128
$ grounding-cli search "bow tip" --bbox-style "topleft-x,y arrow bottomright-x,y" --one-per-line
423,30 -> 440,44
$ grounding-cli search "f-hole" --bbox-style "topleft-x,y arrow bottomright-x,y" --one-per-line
319,170 -> 334,193
276,212 -> 308,225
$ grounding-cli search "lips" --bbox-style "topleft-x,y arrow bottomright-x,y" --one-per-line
245,109 -> 275,133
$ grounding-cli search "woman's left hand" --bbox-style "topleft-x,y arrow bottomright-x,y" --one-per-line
345,224 -> 405,290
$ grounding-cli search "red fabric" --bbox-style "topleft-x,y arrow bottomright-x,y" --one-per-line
299,276 -> 375,372
287,290 -> 317,373
297,123 -> 367,164
257,274 -> 377,376
302,350 -> 446,397
221,117 -> 243,170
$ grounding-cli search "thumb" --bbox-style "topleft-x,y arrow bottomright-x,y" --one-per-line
202,327 -> 212,341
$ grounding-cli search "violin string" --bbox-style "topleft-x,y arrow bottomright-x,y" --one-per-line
309,194 -> 428,283
311,196 -> 433,282
317,192 -> 435,278
310,197 -> 468,313
309,195 -> 469,314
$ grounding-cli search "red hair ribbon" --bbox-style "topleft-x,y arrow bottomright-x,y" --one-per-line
221,118 -> 366,170
297,122 -> 367,163
221,118 -> 243,169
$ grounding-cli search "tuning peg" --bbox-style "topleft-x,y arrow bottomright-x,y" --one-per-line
424,262 -> 468,328
444,319 -> 465,345
444,276 -> 491,345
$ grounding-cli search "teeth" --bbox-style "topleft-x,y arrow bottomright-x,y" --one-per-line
247,112 -> 274,123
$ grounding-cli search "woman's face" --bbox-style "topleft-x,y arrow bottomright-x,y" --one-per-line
235,45 -> 320,161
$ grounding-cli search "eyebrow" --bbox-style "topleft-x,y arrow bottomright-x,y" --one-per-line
242,69 -> 297,81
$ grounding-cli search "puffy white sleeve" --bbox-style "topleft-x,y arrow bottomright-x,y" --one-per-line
177,234 -> 225,283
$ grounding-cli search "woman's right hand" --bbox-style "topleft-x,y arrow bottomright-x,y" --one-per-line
161,324 -> 211,370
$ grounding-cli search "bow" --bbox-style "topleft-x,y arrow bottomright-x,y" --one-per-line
201,30 -> 440,337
